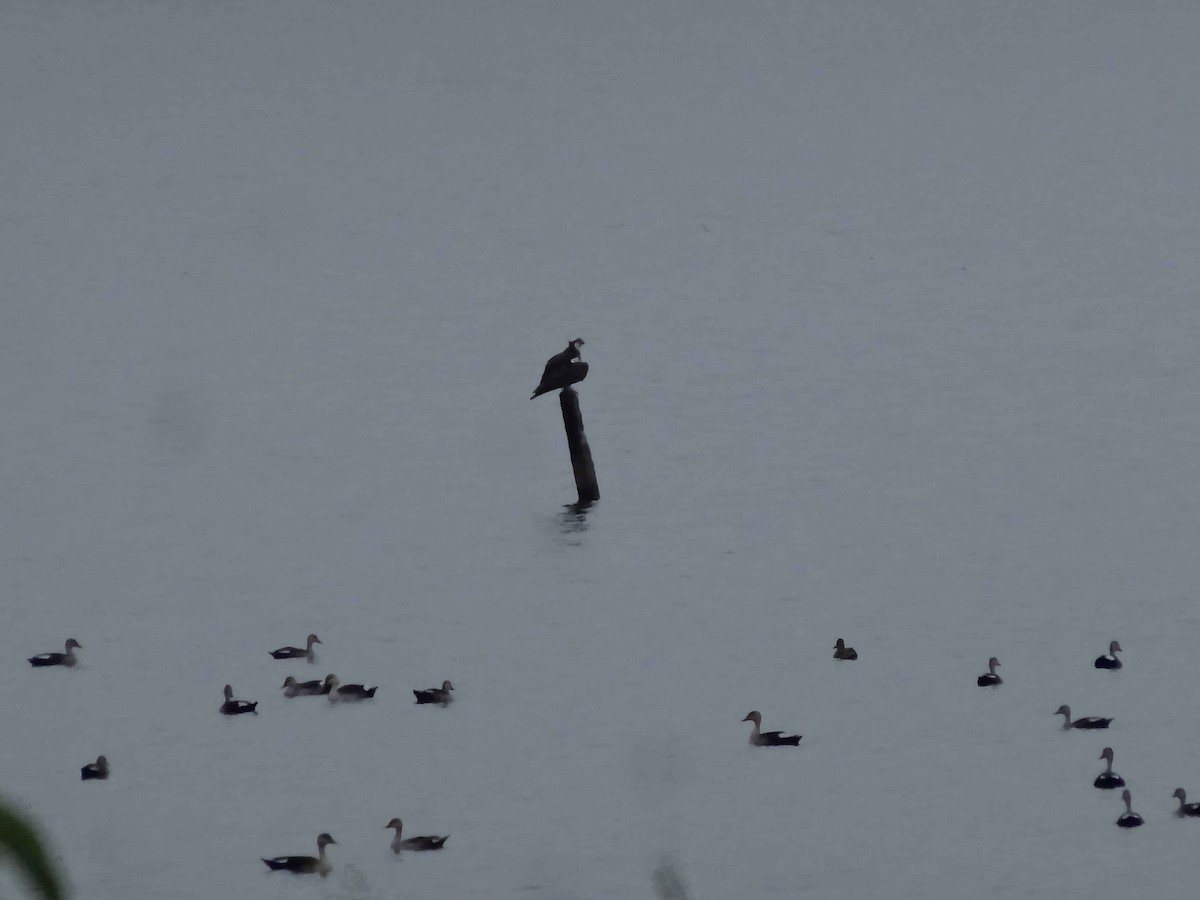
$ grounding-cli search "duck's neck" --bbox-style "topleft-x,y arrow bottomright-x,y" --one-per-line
1058,712 -> 1073,728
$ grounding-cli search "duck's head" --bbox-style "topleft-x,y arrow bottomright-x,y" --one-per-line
66,638 -> 82,650
1054,704 -> 1071,717
316,833 -> 337,848
223,684 -> 234,700
742,711 -> 762,726
385,818 -> 403,830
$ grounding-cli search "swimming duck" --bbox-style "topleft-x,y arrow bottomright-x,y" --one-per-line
269,633 -> 322,662
1054,704 -> 1112,730
976,657 -> 1002,686
80,755 -> 109,781
386,818 -> 449,852
1116,789 -> 1143,828
742,710 -> 801,746
1094,748 -> 1125,789
832,639 -> 858,661
219,684 -> 258,715
281,676 -> 326,697
262,833 -> 336,876
28,638 -> 82,668
325,675 -> 377,701
530,338 -> 588,399
413,680 -> 454,705
1172,788 -> 1200,817
1094,640 -> 1123,670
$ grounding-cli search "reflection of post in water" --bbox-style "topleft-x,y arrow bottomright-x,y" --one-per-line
559,387 -> 599,506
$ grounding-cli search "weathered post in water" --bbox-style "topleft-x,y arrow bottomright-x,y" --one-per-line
559,387 -> 599,505
530,338 -> 598,506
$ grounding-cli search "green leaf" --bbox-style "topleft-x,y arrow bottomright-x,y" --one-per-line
0,801 -> 66,900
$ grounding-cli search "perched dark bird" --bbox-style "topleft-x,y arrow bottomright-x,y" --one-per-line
80,755 -> 109,781
1094,640 -> 1123,670
262,833 -> 336,876
325,675 -> 377,701
1094,748 -> 1125,789
976,656 -> 1002,686
1054,704 -> 1112,730
281,676 -> 325,697
1115,789 -> 1143,828
742,710 -> 801,747
832,638 -> 858,660
413,680 -> 454,706
219,684 -> 258,715
269,633 -> 322,662
386,818 -> 449,853
28,638 -> 82,668
530,338 -> 588,399
1172,788 -> 1200,817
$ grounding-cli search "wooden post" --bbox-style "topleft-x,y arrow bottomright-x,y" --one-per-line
559,387 -> 599,505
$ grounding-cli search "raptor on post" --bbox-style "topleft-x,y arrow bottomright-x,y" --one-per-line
530,338 -> 588,399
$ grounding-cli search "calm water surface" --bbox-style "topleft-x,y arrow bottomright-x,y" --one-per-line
4,2 -> 1200,898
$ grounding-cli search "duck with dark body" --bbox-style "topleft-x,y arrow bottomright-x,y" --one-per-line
1115,789 -> 1143,828
1094,640 -> 1123,669
263,833 -> 337,876
742,710 -> 802,746
832,638 -> 858,660
413,680 -> 454,705
281,675 -> 327,697
386,818 -> 449,852
1054,704 -> 1112,729
269,633 -> 321,661
1094,747 -> 1125,789
219,684 -> 258,715
976,657 -> 1002,686
325,675 -> 377,701
81,755 -> 109,781
530,338 -> 588,399
28,638 -> 82,668
1172,788 -> 1200,817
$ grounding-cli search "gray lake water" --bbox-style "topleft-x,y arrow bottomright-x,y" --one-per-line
4,2 -> 1200,898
